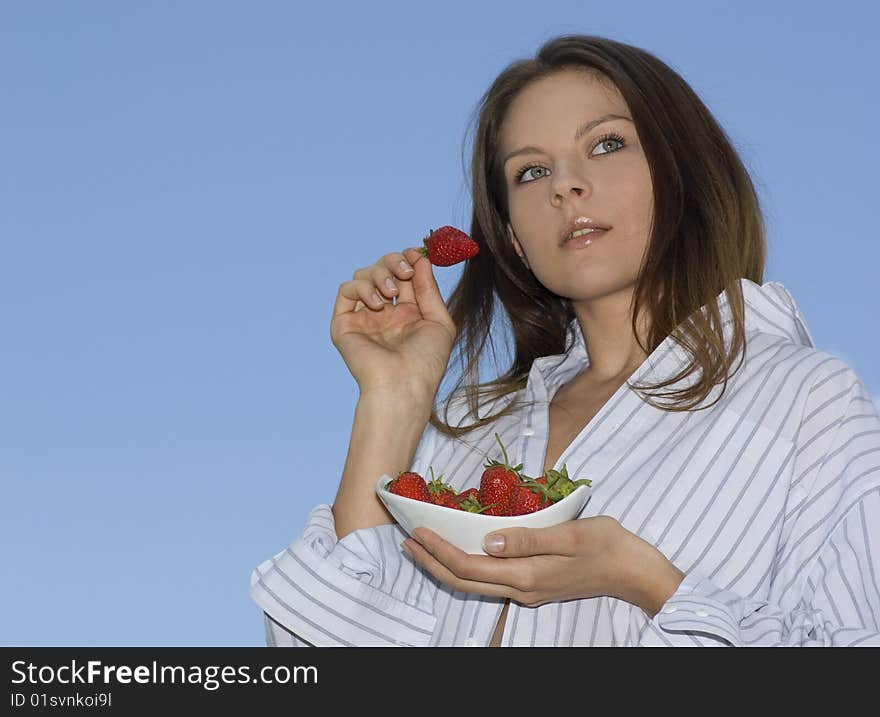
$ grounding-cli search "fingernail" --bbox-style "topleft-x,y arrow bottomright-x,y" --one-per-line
483,534 -> 505,553
384,277 -> 398,293
371,292 -> 383,305
399,260 -> 413,273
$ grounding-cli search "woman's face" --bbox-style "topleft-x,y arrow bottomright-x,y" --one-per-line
498,70 -> 654,305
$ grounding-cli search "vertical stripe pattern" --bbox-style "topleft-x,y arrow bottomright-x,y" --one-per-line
251,278 -> 880,647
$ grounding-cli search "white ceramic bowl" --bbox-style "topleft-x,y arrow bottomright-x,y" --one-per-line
375,474 -> 593,555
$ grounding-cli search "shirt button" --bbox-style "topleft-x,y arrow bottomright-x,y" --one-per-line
465,637 -> 478,647
663,606 -> 678,614
522,427 -> 535,436
695,610 -> 709,618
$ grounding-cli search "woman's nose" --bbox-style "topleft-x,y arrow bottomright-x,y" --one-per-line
550,165 -> 592,201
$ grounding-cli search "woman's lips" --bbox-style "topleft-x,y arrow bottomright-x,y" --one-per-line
561,228 -> 608,249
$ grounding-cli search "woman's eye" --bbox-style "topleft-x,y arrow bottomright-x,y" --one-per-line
513,134 -> 625,184
515,165 -> 547,183
592,136 -> 624,156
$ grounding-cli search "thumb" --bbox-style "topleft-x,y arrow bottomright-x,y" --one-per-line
403,247 -> 453,327
482,527 -> 539,557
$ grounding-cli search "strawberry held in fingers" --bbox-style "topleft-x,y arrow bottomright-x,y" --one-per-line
417,226 -> 479,266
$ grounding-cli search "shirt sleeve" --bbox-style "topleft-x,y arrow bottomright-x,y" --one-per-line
262,611 -> 314,647
248,423 -> 441,647
638,363 -> 880,646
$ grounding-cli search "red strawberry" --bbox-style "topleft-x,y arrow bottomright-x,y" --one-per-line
502,482 -> 551,516
425,466 -> 458,508
433,491 -> 461,509
385,471 -> 431,502
479,433 -> 525,516
456,488 -> 493,514
503,476 -> 560,515
455,487 -> 480,504
532,473 -> 563,502
417,226 -> 479,266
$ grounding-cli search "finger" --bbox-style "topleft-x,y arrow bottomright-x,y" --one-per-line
347,265 -> 397,304
481,524 -> 578,558
368,264 -> 403,302
401,539 -> 512,599
401,247 -> 452,326
332,279 -> 387,318
384,252 -> 416,304
370,251 -> 420,304
332,280 -> 358,318
409,527 -> 524,587
353,255 -> 415,305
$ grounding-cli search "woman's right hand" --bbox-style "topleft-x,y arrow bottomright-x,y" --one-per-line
330,247 -> 457,402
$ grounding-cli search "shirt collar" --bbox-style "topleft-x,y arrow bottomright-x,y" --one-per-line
527,277 -> 815,393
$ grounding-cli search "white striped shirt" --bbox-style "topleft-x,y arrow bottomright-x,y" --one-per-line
250,278 -> 880,646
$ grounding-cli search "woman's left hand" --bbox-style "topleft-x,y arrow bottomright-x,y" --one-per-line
401,516 -> 685,618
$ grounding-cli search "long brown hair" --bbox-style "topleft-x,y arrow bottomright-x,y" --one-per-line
430,34 -> 766,439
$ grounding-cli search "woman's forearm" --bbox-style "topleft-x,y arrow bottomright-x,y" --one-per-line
331,389 -> 434,540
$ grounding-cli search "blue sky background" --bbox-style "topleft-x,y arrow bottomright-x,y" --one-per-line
2,1 -> 878,646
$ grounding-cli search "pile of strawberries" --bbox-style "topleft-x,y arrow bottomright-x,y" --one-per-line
384,433 -> 591,516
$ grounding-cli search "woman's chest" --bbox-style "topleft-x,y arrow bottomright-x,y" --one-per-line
574,404 -> 798,596
527,381 -> 797,597
543,381 -> 621,474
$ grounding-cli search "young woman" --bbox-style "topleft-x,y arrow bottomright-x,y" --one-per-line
249,34 -> 880,646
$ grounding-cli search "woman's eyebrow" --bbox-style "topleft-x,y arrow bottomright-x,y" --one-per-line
502,113 -> 633,166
